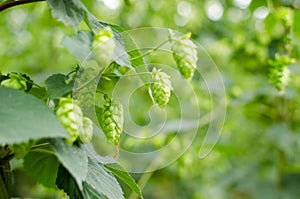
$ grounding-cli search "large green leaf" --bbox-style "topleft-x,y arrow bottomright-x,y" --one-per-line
85,157 -> 124,199
0,87 -> 67,145
23,150 -> 59,188
83,182 -> 107,199
56,165 -> 84,199
46,0 -> 85,30
105,163 -> 143,198
45,73 -> 74,98
51,139 -> 88,190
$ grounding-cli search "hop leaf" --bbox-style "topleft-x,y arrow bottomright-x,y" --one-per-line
92,27 -> 115,66
170,31 -> 198,80
9,140 -> 35,159
79,117 -> 94,144
150,68 -> 173,108
268,54 -> 295,92
0,73 -> 33,91
99,97 -> 124,145
73,67 -> 98,115
56,97 -> 83,144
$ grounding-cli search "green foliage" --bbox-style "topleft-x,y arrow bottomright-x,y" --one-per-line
45,73 -> 74,98
24,150 -> 60,188
105,163 -> 143,198
51,139 -> 88,190
1,0 -> 300,198
0,87 -> 68,145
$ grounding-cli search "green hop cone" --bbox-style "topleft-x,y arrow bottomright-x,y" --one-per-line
268,54 -> 295,92
0,73 -> 32,91
150,68 -> 173,108
169,31 -> 198,80
92,27 -> 115,66
100,97 -> 124,145
79,117 -> 94,144
56,97 -> 83,144
9,140 -> 35,159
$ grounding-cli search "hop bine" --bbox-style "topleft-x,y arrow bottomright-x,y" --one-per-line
169,31 -> 198,80
99,96 -> 124,145
150,68 -> 173,108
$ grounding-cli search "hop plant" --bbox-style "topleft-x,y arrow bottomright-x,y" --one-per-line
92,27 -> 115,66
99,96 -> 124,145
150,68 -> 173,108
56,98 -> 83,144
0,73 -> 32,91
268,54 -> 295,92
9,140 -> 35,159
79,117 -> 94,144
169,31 -> 198,80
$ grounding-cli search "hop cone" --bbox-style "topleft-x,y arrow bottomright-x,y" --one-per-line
92,27 -> 115,66
56,98 -> 83,143
0,73 -> 32,91
170,31 -> 198,80
269,54 -> 295,92
100,97 -> 124,145
150,68 -> 173,108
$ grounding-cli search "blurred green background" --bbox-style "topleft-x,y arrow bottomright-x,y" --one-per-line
1,0 -> 300,198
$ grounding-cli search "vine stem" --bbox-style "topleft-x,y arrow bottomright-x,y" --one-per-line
130,39 -> 170,62
0,0 -> 45,12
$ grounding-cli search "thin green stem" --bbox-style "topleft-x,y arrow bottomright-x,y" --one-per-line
31,142 -> 50,150
130,39 -> 170,62
106,72 -> 150,78
31,148 -> 56,155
